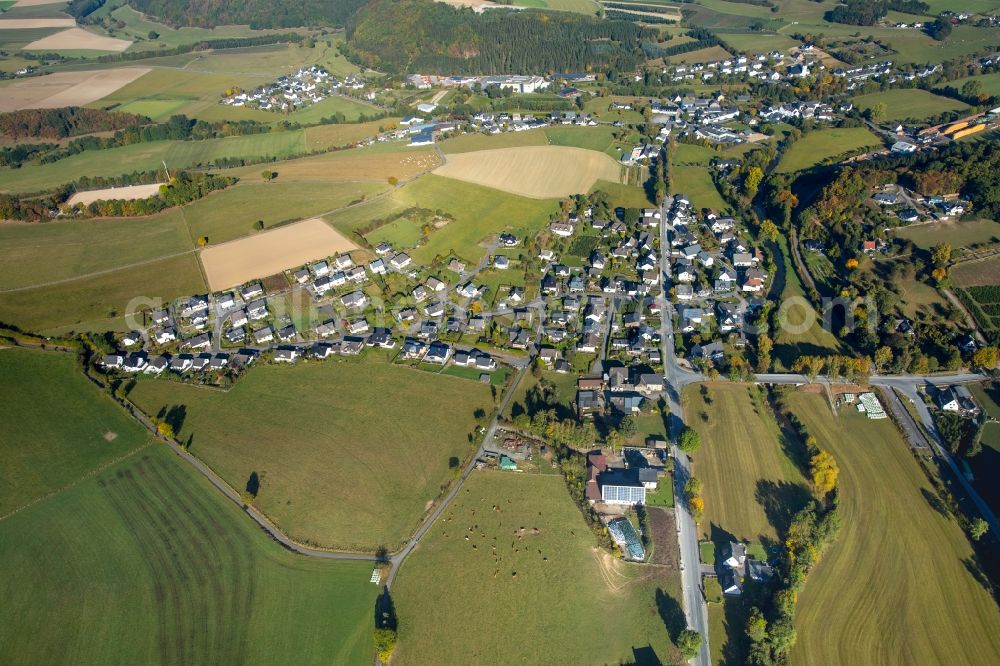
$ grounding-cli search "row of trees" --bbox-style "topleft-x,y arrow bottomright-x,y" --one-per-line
0,107 -> 147,140
66,172 -> 238,218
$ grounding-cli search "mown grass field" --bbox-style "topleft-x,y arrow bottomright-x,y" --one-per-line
777,127 -> 882,173
894,219 -> 1000,251
543,125 -> 618,153
0,132 -> 307,193
670,164 -> 727,212
439,128 -> 548,154
851,88 -> 968,122
127,354 -> 495,551
0,348 -> 150,516
0,445 -> 378,664
683,383 -> 811,545
0,252 -> 206,334
784,391 -> 1000,666
393,471 -> 684,665
387,174 -> 559,264
0,209 -> 192,290
181,180 -> 387,245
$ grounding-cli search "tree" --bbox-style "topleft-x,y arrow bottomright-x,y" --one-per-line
745,606 -> 768,644
760,218 -> 779,242
970,517 -> 989,541
374,628 -> 397,662
262,170 -> 276,181
931,242 -> 952,267
873,346 -> 893,374
868,101 -> 887,124
810,450 -> 839,495
196,236 -> 209,247
147,31 -> 159,40
970,347 -> 998,370
678,426 -> 701,453
618,414 -> 638,439
156,421 -> 174,439
676,629 -> 702,659
744,166 -> 764,200
254,220 -> 265,231
684,477 -> 702,499
387,176 -> 398,186
756,334 -> 773,372
688,496 -> 704,520
606,429 -> 624,454
962,80 -> 982,99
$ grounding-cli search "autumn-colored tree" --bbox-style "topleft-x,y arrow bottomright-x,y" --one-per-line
744,166 -> 764,200
970,517 -> 989,541
688,496 -> 704,520
387,176 -> 398,186
760,219 -> 780,242
684,477 -> 702,499
931,242 -> 952,267
756,334 -> 773,372
156,421 -> 174,440
873,346 -> 892,374
196,236 -> 209,247
810,450 -> 839,495
931,267 -> 948,285
845,257 -> 859,270
971,347 -> 999,370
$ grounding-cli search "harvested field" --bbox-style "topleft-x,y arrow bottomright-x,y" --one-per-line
23,27 -> 132,52
433,146 -> 622,199
13,0 -> 71,5
0,19 -> 76,28
66,183 -> 163,206
199,217 -> 358,291
0,67 -> 150,111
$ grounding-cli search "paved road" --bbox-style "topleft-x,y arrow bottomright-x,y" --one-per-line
657,207 -> 710,666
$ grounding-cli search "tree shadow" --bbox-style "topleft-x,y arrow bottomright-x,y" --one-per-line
163,404 -> 187,434
246,471 -> 260,497
720,598 -> 749,666
709,522 -> 739,558
375,586 -> 397,631
920,487 -> 950,518
755,479 -> 812,538
655,587 -> 686,641
622,645 -> 663,666
963,555 -> 1000,607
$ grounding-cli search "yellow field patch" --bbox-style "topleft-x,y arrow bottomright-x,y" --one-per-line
199,218 -> 359,291
66,183 -> 164,207
0,67 -> 150,111
433,145 -> 622,199
240,148 -> 439,183
0,19 -> 76,28
23,27 -> 132,52
13,0 -> 71,6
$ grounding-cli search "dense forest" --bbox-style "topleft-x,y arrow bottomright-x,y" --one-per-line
826,0 -> 930,26
0,107 -> 148,140
345,0 -> 653,74
125,0 -> 367,29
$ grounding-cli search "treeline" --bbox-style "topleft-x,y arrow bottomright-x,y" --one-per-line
68,172 -> 238,218
66,0 -> 107,20
0,143 -> 55,168
4,115 -> 273,169
826,0 -> 929,26
95,34 -> 305,64
605,10 -> 677,25
125,0 -> 367,29
0,107 -> 148,140
345,0 -> 654,75
640,28 -> 724,59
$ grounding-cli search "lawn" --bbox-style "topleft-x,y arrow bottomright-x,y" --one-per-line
894,218 -> 1000,251
0,445 -> 378,664
390,174 -> 559,265
504,369 -> 579,421
127,354 -> 496,551
181,180 -> 387,245
670,164 -> 728,212
439,128 -> 548,154
0,209 -> 192,291
590,179 -> 653,208
543,125 -> 618,153
392,471 -> 685,665
851,88 -> 968,122
949,72 -> 1000,98
784,391 -> 1000,666
0,131 -> 309,193
0,348 -> 150,516
683,383 -> 811,545
0,252 -> 206,335
777,127 -> 882,173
